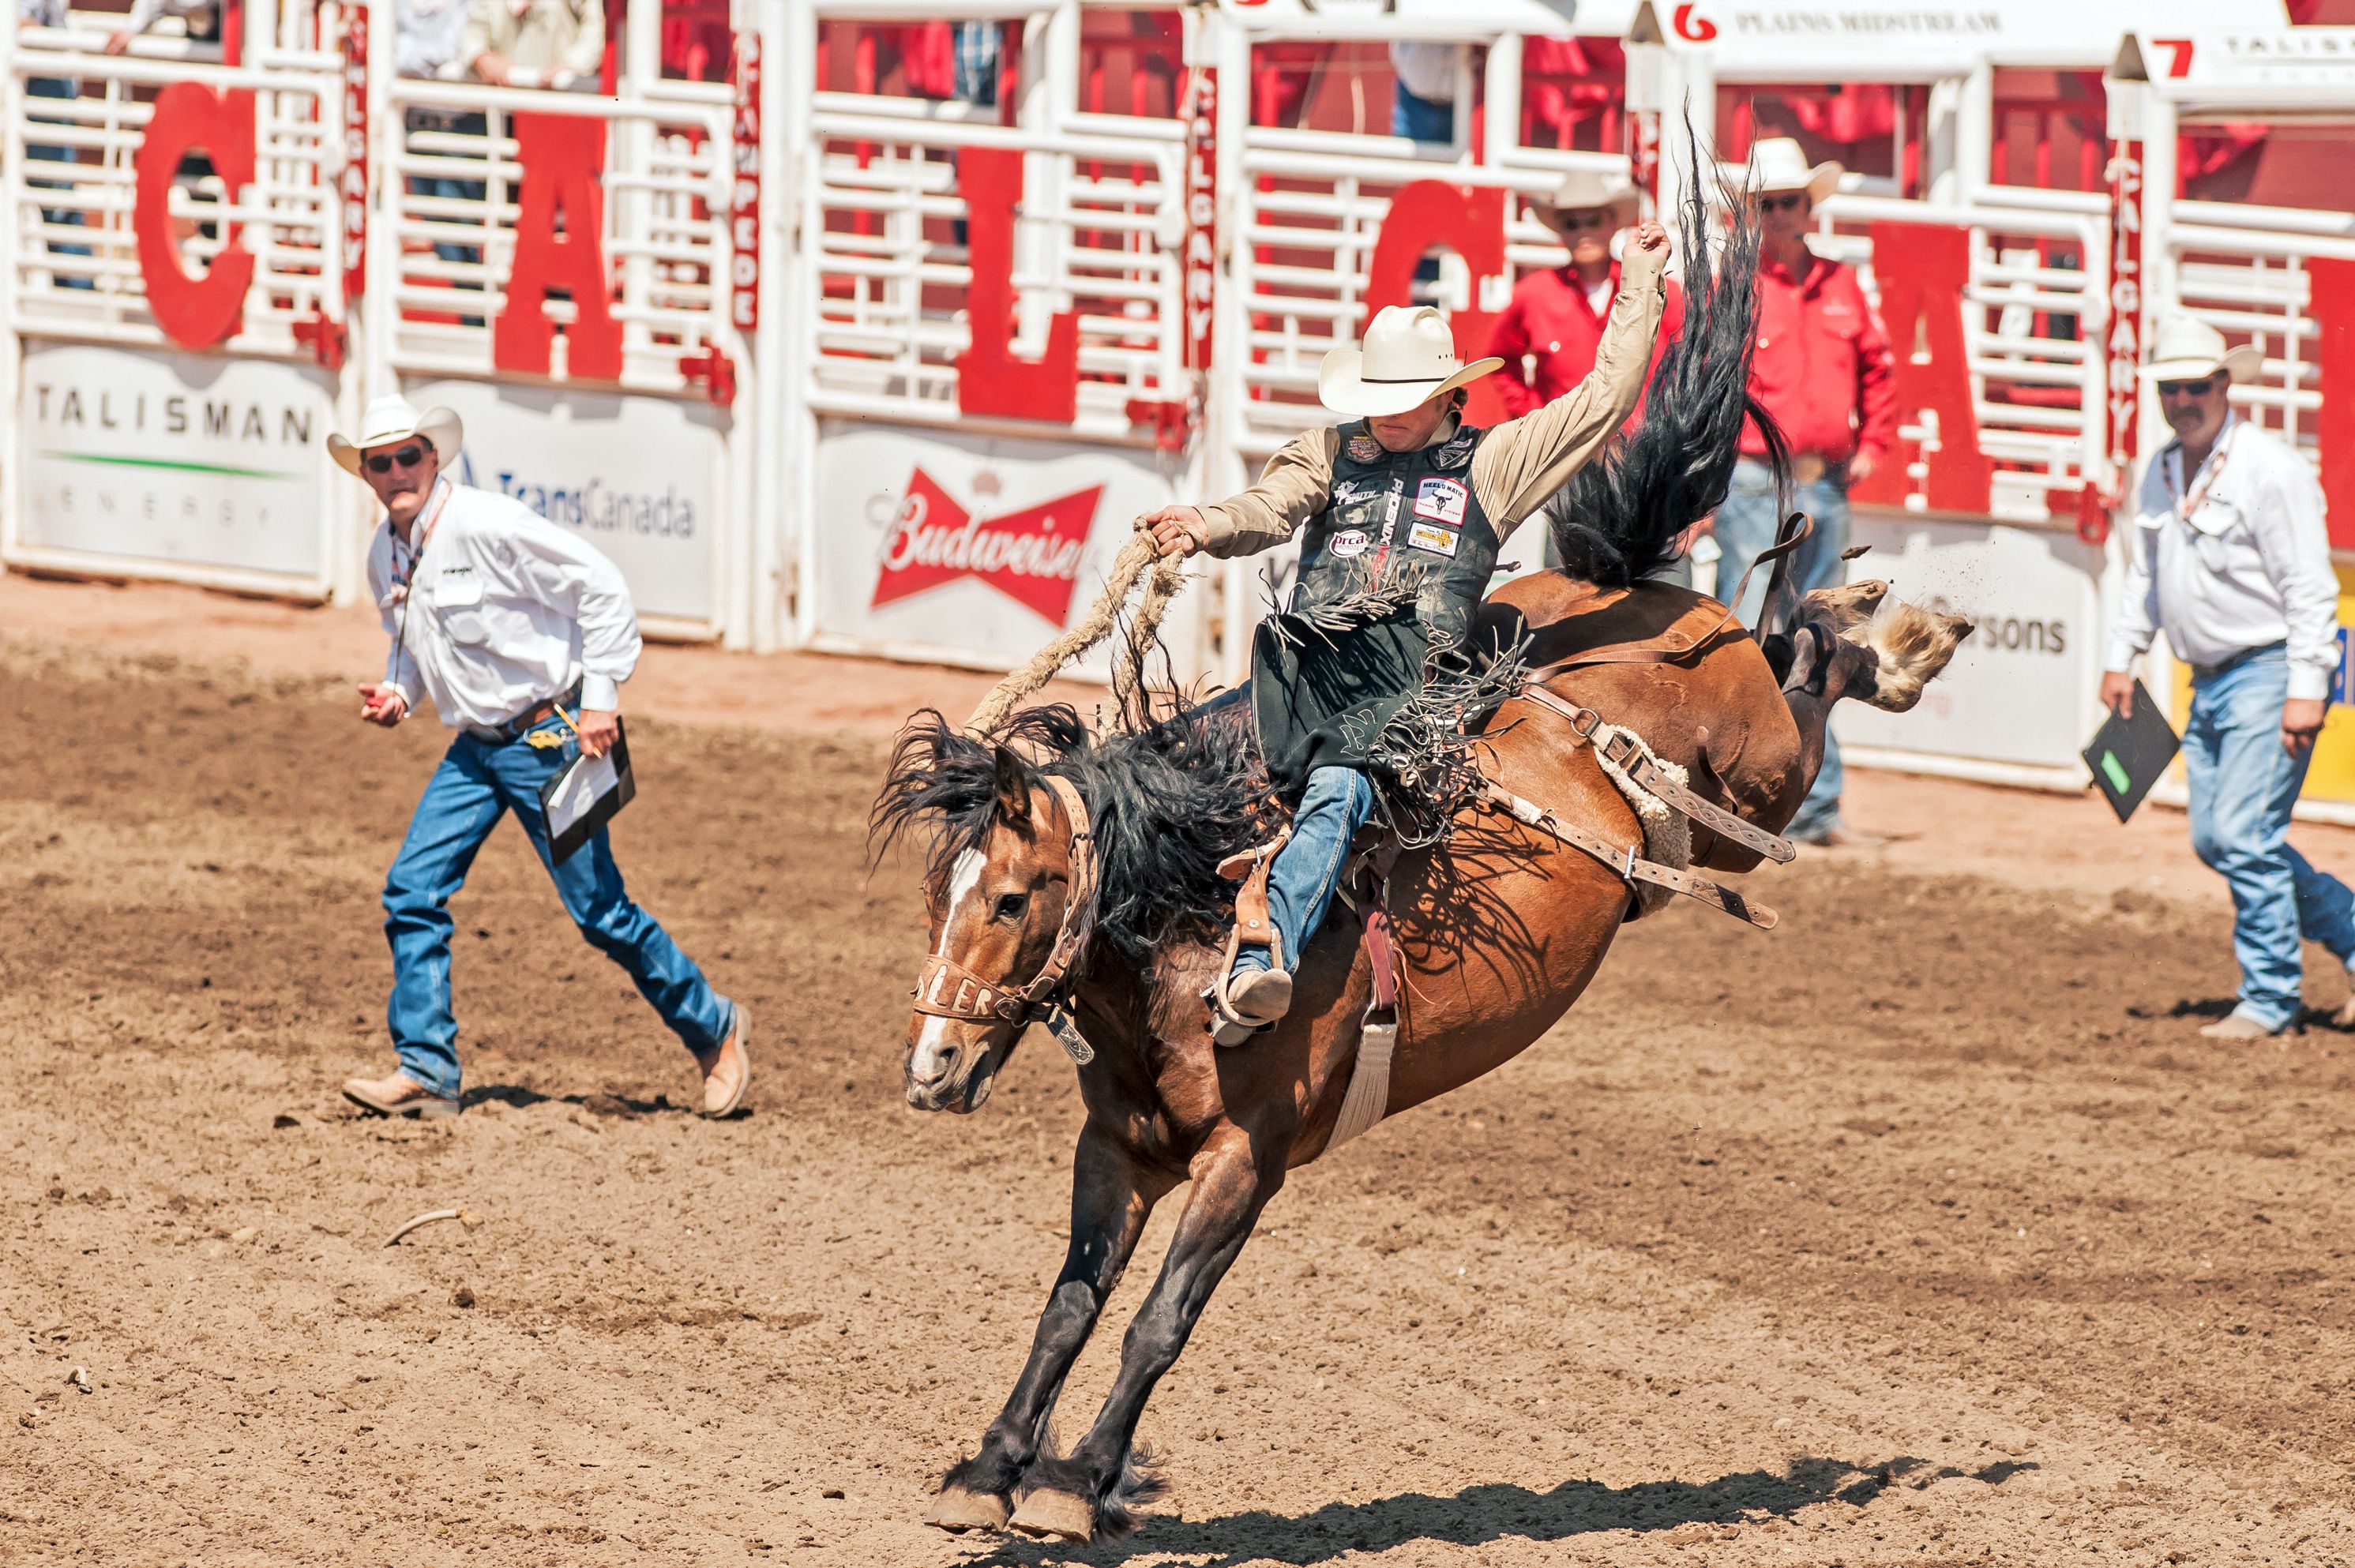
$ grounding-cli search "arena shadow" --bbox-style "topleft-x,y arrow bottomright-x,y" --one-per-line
458,1085 -> 739,1120
958,1454 -> 2035,1567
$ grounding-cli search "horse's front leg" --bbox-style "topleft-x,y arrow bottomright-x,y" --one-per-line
1008,1120 -> 1283,1543
927,1120 -> 1170,1533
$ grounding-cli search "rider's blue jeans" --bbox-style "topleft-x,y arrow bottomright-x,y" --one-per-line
382,713 -> 734,1098
2183,643 -> 2355,1031
1231,766 -> 1378,980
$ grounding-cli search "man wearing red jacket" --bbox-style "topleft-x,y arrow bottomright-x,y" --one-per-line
1486,171 -> 1685,422
1710,137 -> 1895,846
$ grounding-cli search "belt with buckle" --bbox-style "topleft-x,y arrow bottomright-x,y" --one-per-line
467,679 -> 585,744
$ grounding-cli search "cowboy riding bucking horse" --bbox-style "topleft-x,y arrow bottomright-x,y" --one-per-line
1144,219 -> 1674,1042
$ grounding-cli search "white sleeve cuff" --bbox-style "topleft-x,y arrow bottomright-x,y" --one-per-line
2289,664 -> 2334,703
2101,640 -> 2147,675
580,673 -> 621,711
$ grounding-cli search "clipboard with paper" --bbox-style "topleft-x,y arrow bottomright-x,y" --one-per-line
539,718 -> 637,864
2082,681 -> 2179,824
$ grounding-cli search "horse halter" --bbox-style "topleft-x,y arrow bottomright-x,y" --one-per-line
908,774 -> 1099,1064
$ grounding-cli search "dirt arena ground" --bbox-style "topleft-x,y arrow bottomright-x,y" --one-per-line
7,588 -> 2355,1566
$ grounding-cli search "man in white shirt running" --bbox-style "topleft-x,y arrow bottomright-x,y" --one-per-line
335,395 -> 750,1117
2101,315 -> 2355,1041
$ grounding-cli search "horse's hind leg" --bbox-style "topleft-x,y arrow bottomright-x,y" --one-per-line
927,1123 -> 1169,1532
1008,1120 -> 1283,1544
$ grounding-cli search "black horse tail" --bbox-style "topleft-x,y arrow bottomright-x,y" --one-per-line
1543,126 -> 1793,588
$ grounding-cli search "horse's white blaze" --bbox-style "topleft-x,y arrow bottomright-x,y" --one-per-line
931,847 -> 986,956
914,847 -> 988,1079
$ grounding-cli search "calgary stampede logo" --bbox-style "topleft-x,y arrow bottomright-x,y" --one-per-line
870,467 -> 1104,625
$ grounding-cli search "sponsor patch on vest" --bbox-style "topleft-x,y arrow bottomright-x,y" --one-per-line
1408,521 -> 1461,557
1345,433 -> 1385,463
1328,528 -> 1370,558
1330,478 -> 1381,506
1413,477 -> 1468,526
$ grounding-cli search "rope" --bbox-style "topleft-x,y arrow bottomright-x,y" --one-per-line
966,526 -> 1187,737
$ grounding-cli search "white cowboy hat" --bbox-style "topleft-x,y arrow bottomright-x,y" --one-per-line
1745,137 -> 1844,205
327,393 -> 464,478
2140,313 -> 2263,384
1538,169 -> 1641,230
1318,306 -> 1504,419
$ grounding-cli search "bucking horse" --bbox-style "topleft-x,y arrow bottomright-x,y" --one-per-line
870,171 -> 1974,1544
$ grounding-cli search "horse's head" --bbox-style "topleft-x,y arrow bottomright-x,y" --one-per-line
874,717 -> 1095,1114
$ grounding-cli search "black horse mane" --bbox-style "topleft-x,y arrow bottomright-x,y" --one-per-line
1542,136 -> 1793,587
870,699 -> 1275,966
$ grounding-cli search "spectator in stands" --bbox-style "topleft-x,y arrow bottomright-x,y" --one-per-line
1388,41 -> 1458,143
464,0 -> 602,89
19,0 -> 92,287
1498,173 -> 1686,578
400,0 -> 483,279
1488,172 -> 1685,420
1710,137 -> 1893,846
102,0 -> 219,54
2101,315 -> 2355,1041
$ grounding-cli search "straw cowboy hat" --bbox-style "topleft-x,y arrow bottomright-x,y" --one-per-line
2140,313 -> 2263,384
1538,168 -> 1641,231
328,393 -> 464,478
1319,306 -> 1504,419
1745,137 -> 1844,205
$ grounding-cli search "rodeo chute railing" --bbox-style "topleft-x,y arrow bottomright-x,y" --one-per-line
11,0 -> 2355,808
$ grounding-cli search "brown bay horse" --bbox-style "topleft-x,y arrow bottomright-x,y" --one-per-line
870,572 -> 1971,1544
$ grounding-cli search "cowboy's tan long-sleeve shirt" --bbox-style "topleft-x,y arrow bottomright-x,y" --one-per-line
1192,241 -> 1669,558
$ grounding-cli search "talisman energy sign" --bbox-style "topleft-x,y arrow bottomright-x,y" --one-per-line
413,380 -> 723,627
16,343 -> 333,580
809,423 -> 1175,671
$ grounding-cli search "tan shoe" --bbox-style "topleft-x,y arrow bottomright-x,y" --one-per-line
1225,966 -> 1294,1027
2333,995 -> 2355,1032
2199,1012 -> 2284,1041
340,1071 -> 460,1120
694,1005 -> 751,1118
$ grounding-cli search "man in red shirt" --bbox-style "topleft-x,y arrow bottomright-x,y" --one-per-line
1708,137 -> 1895,846
1486,171 -> 1685,421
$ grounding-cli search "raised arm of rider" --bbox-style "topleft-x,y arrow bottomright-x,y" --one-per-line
1467,231 -> 1668,526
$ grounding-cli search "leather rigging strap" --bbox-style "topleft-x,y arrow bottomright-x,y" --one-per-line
1511,685 -> 1797,865
1478,781 -> 1778,931
909,774 -> 1099,1064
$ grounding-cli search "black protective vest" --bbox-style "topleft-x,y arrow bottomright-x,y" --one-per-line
1289,420 -> 1501,654
1248,420 -> 1508,797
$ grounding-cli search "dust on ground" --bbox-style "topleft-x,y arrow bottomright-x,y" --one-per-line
3,628 -> 2353,1566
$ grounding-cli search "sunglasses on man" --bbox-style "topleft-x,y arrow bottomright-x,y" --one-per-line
2156,377 -> 2218,399
363,444 -> 430,475
1551,208 -> 1614,232
1758,192 -> 1809,213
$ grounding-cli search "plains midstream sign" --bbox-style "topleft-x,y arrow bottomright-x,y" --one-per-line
411,379 -> 723,627
16,343 -> 336,583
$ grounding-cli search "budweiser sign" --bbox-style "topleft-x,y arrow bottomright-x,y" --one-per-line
870,467 -> 1103,625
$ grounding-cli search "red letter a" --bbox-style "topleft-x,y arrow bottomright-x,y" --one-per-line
955,147 -> 1079,423
1847,223 -> 1992,514
493,114 -> 622,380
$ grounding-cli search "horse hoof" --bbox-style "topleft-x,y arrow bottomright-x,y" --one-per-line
1008,1488 -> 1095,1543
925,1484 -> 1011,1533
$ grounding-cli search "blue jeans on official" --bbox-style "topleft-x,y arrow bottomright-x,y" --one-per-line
1714,457 -> 1853,838
383,713 -> 734,1098
2184,643 -> 2355,1032
1230,767 -> 1378,981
